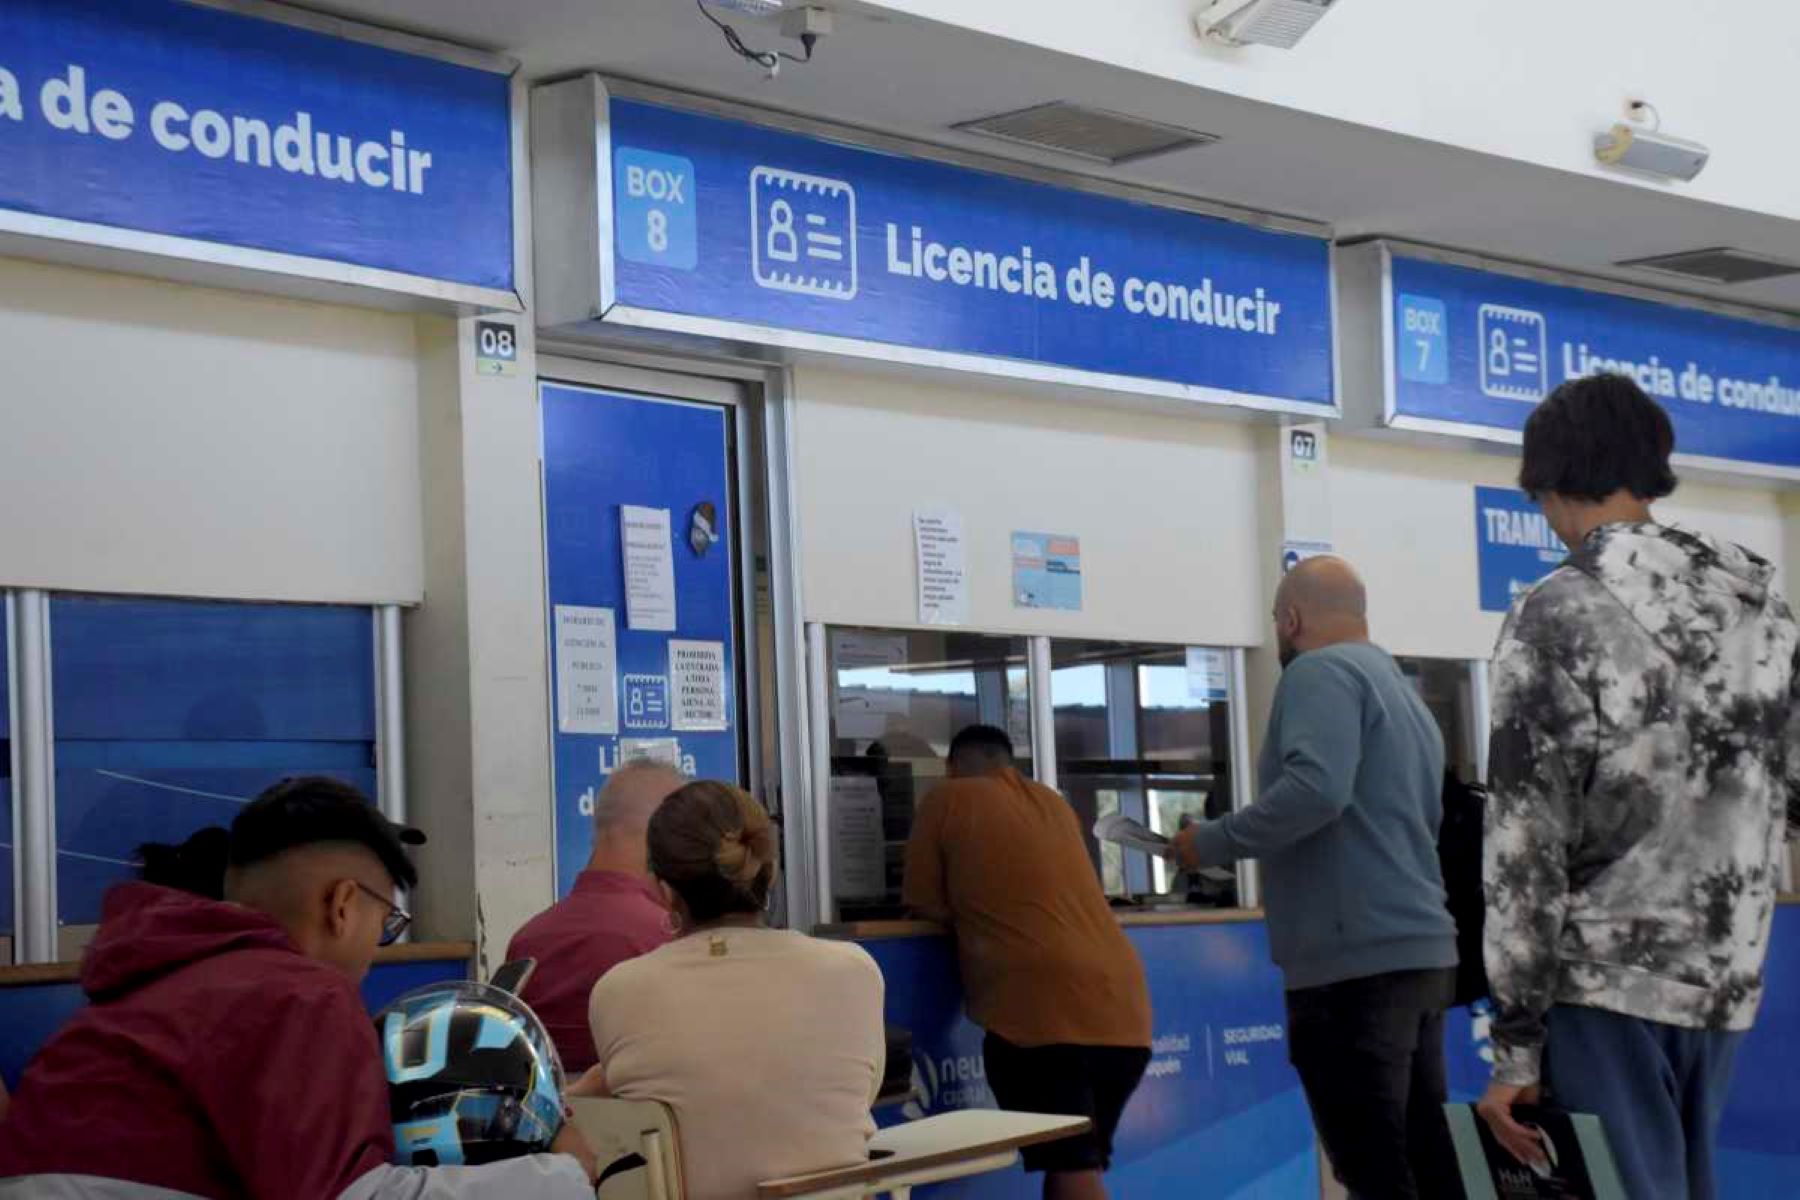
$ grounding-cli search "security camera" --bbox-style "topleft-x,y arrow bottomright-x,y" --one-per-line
1194,0 -> 1341,49
1594,122 -> 1709,182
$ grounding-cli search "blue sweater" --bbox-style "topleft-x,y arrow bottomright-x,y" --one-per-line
1192,641 -> 1458,990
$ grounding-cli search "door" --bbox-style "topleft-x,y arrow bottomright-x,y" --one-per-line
541,380 -> 745,894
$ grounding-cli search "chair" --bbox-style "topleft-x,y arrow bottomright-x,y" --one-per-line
567,1097 -> 685,1200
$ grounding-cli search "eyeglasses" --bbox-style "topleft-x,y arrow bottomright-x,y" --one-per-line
353,880 -> 413,946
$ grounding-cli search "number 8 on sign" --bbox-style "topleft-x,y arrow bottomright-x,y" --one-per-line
614,147 -> 697,270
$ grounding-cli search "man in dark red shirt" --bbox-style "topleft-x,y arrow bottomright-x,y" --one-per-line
508,760 -> 682,1073
0,777 -> 597,1200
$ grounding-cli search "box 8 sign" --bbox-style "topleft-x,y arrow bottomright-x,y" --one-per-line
616,148 -> 697,270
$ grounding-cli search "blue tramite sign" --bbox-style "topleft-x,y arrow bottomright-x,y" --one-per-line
605,97 -> 1336,411
1474,486 -> 1564,613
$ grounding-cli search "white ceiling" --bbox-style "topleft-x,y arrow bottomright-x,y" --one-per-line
313,0 -> 1800,313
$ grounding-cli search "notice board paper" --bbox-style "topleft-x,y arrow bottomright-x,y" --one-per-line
621,505 -> 678,631
914,510 -> 968,626
1186,647 -> 1230,703
669,639 -> 728,732
553,605 -> 619,735
830,775 -> 886,899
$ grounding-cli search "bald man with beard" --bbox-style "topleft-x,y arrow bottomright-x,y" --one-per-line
1174,556 -> 1460,1200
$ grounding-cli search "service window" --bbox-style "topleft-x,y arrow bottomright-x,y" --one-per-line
51,596 -> 378,944
1052,640 -> 1237,908
1397,657 -> 1483,783
824,627 -> 1030,920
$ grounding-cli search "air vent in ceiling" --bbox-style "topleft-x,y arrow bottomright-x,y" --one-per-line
1617,247 -> 1800,286
954,102 -> 1219,166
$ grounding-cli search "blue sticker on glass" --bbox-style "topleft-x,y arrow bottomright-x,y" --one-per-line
1397,293 -> 1448,385
615,147 -> 697,270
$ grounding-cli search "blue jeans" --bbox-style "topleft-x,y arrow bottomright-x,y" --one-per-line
1543,1004 -> 1745,1200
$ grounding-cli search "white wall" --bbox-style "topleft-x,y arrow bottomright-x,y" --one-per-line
859,0 -> 1800,222
0,256 -> 422,603
792,365 -> 1269,647
1332,435 -> 1791,662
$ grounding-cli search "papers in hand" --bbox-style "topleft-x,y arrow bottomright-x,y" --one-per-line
1093,812 -> 1233,882
1094,813 -> 1172,856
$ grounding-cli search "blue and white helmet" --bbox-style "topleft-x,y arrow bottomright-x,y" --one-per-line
375,981 -> 565,1167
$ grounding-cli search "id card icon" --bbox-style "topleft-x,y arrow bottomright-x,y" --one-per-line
1478,304 -> 1548,401
751,166 -> 857,300
622,674 -> 670,731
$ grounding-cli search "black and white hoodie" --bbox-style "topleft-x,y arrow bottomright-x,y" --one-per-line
1485,522 -> 1800,1086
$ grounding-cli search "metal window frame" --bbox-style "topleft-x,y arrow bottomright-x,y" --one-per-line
7,593 -> 393,964
807,630 -> 1259,922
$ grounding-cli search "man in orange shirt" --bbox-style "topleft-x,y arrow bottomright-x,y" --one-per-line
904,725 -> 1151,1200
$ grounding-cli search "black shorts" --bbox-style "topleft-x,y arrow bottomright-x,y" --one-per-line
982,1033 -> 1150,1173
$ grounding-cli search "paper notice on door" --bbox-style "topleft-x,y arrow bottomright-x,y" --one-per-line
830,775 -> 885,899
669,639 -> 728,732
621,505 -> 677,631
831,630 -> 909,671
553,605 -> 618,735
913,510 -> 968,626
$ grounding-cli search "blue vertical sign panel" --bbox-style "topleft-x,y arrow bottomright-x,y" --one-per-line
605,98 -> 1336,410
1389,253 -> 1800,471
1473,487 -> 1564,613
0,0 -> 513,293
865,923 -> 1318,1197
541,383 -> 742,893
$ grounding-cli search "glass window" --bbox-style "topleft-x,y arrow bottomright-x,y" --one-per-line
1053,640 -> 1237,908
51,596 -> 377,929
1397,657 -> 1481,783
825,628 -> 1030,920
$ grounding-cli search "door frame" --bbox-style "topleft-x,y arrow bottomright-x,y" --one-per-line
535,351 -> 818,927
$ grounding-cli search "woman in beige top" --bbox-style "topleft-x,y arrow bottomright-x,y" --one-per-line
587,782 -> 886,1200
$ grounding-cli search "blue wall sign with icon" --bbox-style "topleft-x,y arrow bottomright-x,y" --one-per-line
1387,253 -> 1800,472
1,0 -> 515,300
1473,486 -> 1564,613
540,383 -> 743,893
602,96 -> 1336,413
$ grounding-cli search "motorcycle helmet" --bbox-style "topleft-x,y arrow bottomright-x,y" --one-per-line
375,980 -> 566,1167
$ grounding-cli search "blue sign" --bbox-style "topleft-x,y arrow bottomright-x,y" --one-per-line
1389,253 -> 1800,471
863,922 -> 1318,1197
1473,487 -> 1564,613
1,0 -> 514,296
541,383 -> 742,893
605,97 -> 1335,411
1011,532 -> 1083,612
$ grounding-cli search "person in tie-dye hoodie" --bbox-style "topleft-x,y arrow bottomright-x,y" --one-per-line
1477,374 -> 1800,1200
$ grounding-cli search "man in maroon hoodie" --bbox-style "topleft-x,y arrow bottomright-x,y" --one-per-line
0,777 -> 598,1200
